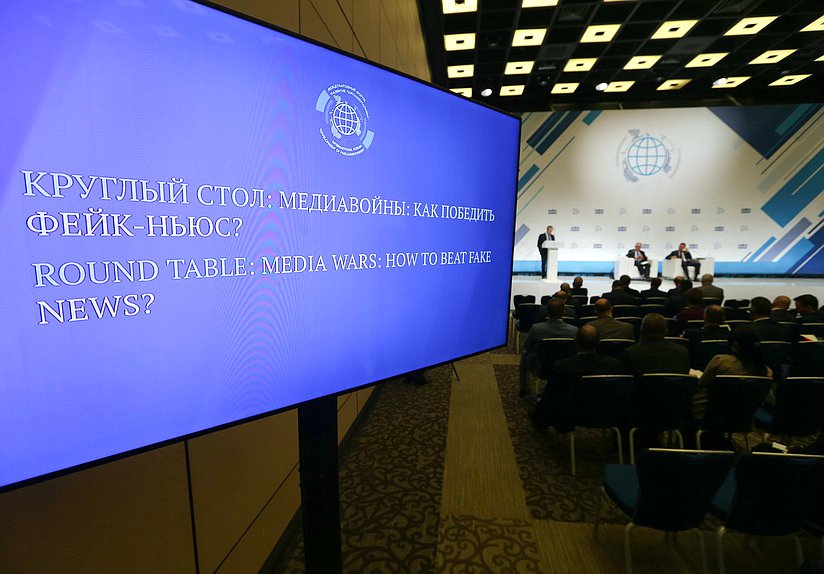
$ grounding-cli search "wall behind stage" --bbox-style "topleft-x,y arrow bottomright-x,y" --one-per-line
514,103 -> 824,276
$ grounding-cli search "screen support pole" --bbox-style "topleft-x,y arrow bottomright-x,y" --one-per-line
297,395 -> 342,574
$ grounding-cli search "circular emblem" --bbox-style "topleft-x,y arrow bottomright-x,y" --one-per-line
617,129 -> 678,183
315,84 -> 374,156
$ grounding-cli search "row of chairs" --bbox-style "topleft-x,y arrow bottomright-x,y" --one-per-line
592,448 -> 824,574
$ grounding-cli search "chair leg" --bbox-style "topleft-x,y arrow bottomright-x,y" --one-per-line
629,428 -> 637,465
717,527 -> 727,574
570,431 -> 576,476
695,529 -> 708,574
792,534 -> 804,568
612,427 -> 624,464
675,429 -> 684,450
696,430 -> 703,450
593,486 -> 605,539
624,522 -> 635,574
744,433 -> 750,453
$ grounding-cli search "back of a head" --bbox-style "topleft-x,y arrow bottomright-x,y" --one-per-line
704,305 -> 725,325
795,293 -> 819,311
560,282 -> 571,294
701,274 -> 713,286
640,313 -> 667,340
773,295 -> 791,310
730,325 -> 767,375
573,276 -> 583,288
620,274 -> 631,287
547,297 -> 566,320
749,296 -> 771,318
681,279 -> 693,291
650,277 -> 662,289
611,280 -> 623,291
576,324 -> 599,352
595,298 -> 612,317
686,288 -> 704,306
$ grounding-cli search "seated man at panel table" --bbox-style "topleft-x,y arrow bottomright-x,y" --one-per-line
667,242 -> 701,281
639,277 -> 666,301
626,242 -> 651,279
518,298 -> 579,397
698,274 -> 724,301
622,313 -> 690,376
749,296 -> 789,342
795,294 -> 824,324
601,280 -> 639,307
683,305 -> 730,348
590,299 -> 636,340
529,324 -> 624,433
771,295 -> 796,323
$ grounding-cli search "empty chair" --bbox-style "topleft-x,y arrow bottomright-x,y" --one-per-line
533,338 -> 577,380
695,375 -> 772,451
629,373 -> 698,463
514,303 -> 543,349
695,339 -> 731,370
640,303 -> 666,316
540,294 -> 551,306
790,342 -> 824,377
760,340 -> 792,382
566,374 -> 633,475
512,294 -> 537,339
755,377 -> 824,443
710,452 -> 824,574
590,295 -> 600,304
613,305 -> 641,318
599,339 -> 635,361
594,448 -> 735,574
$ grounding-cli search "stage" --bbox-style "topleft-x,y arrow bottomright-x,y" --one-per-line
510,275 -> 824,309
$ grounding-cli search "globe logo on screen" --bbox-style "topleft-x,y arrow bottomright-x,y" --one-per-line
316,84 -> 374,156
617,129 -> 678,183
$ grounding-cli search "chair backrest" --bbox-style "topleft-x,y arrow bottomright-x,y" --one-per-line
760,341 -> 792,380
769,377 -> 824,436
665,337 -> 691,351
513,294 -> 536,309
570,294 -> 587,308
617,316 -> 642,339
613,304 -> 640,318
534,338 -> 577,378
703,297 -> 723,307
789,342 -> 824,377
779,322 -> 801,343
644,296 -> 667,304
599,338 -> 635,360
577,304 -> 596,319
724,453 -> 824,536
540,294 -> 552,306
723,299 -> 750,309
724,308 -> 750,321
632,374 -> 698,431
801,323 -> 824,338
695,339 -> 731,370
633,449 -> 736,531
703,375 -> 772,433
575,375 -> 634,428
640,304 -> 666,316
514,303 -> 543,333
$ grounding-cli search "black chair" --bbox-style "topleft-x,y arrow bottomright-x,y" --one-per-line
780,322 -> 802,343
565,374 -> 633,475
703,297 -> 723,307
724,319 -> 751,330
594,448 -> 736,574
629,373 -> 698,464
790,342 -> 824,377
599,338 -> 635,361
644,296 -> 667,304
723,298 -> 750,309
666,318 -> 681,336
617,317 -> 642,339
613,305 -> 640,318
696,375 -> 772,451
570,294 -> 587,308
710,452 -> 824,574
724,308 -> 750,321
512,294 -> 537,339
540,294 -> 551,306
755,377 -> 824,443
514,303 -> 543,349
590,295 -> 600,304
801,323 -> 824,338
761,340 -> 793,382
695,339 -> 731,370
533,337 -> 577,380
640,303 -> 666,316
665,337 -> 692,354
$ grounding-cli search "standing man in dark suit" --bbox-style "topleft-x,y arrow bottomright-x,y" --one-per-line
537,225 -> 555,279
667,242 -> 701,280
626,242 -> 651,279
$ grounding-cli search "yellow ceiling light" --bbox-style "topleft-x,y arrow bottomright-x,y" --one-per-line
603,81 -> 635,92
564,58 -> 597,72
749,49 -> 796,64
500,85 -> 525,96
522,0 -> 558,7
801,15 -> 824,32
447,64 -> 474,78
581,24 -> 621,43
551,83 -> 579,94
769,74 -> 811,86
624,55 -> 661,69
450,87 -> 472,97
505,61 -> 535,74
657,79 -> 691,90
711,76 -> 750,88
442,0 -> 477,14
817,53 -> 824,61
685,52 -> 729,68
725,16 -> 777,36
444,33 -> 476,51
651,20 -> 698,39
512,28 -> 547,46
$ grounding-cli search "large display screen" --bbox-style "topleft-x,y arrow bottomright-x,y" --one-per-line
0,1 -> 520,490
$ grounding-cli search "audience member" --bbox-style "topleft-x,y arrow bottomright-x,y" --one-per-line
771,295 -> 796,323
529,325 -> 623,433
518,298 -> 578,396
666,278 -> 693,316
683,305 -> 730,346
553,290 -> 577,320
795,294 -> 824,324
666,276 -> 685,297
570,276 -> 587,297
675,288 -> 705,333
639,277 -> 665,301
602,280 -> 638,306
590,299 -> 635,340
620,274 -> 641,297
622,313 -> 690,376
749,296 -> 789,341
698,274 -> 724,301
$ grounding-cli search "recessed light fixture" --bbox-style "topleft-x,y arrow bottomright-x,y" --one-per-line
441,0 -> 477,14
512,28 -> 547,47
817,53 -> 824,62
505,61 -> 535,74
624,55 -> 661,70
595,82 -> 608,91
581,24 -> 621,43
749,49 -> 796,65
522,0 -> 558,7
657,79 -> 691,91
769,74 -> 811,86
450,87 -> 472,97
712,77 -> 727,86
500,85 -> 525,96
712,76 -> 750,88
685,52 -> 729,68
651,20 -> 698,40
563,58 -> 597,72
551,83 -> 579,94
447,64 -> 474,78
801,15 -> 824,32
603,81 -> 635,92
480,87 -> 493,97
725,16 -> 777,36
444,33 -> 476,51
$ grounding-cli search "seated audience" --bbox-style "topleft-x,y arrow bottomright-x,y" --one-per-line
570,276 -> 587,297
590,299 -> 635,340
622,313 -> 690,376
529,325 -> 623,433
771,295 -> 796,323
601,280 -> 638,306
749,296 -> 789,341
698,274 -> 724,301
518,298 -> 578,396
639,277 -> 665,301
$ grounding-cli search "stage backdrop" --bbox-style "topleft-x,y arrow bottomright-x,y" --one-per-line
514,103 -> 824,276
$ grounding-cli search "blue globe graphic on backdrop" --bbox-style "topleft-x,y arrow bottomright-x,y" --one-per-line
626,136 -> 669,176
331,101 -> 360,136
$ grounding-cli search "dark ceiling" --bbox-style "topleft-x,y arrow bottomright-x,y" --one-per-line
418,0 -> 824,112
